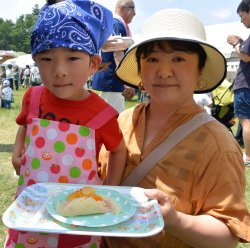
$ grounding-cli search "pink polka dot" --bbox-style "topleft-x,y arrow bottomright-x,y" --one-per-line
35,137 -> 45,148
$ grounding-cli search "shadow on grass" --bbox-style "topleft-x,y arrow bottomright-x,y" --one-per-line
0,144 -> 14,152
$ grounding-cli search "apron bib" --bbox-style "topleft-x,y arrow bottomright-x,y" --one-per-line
6,86 -> 118,248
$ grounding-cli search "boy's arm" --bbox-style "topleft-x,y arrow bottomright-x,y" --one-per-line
12,125 -> 26,175
105,139 -> 126,186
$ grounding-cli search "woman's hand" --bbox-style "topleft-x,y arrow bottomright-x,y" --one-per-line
144,188 -> 178,225
144,188 -> 238,248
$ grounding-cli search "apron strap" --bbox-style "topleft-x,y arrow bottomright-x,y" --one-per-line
28,86 -> 118,129
86,105 -> 118,129
28,86 -> 44,119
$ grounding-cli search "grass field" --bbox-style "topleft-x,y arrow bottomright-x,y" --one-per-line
0,87 -> 249,247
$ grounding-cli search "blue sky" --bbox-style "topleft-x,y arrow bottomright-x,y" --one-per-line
0,0 -> 241,34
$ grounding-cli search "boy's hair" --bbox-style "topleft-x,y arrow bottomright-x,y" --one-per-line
237,0 -> 250,14
136,40 -> 207,74
31,0 -> 113,56
47,0 -> 57,4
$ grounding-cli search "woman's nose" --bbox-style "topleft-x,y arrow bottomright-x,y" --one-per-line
157,62 -> 173,78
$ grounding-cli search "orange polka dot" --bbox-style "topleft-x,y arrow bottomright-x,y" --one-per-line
82,159 -> 92,170
58,176 -> 68,183
32,125 -> 39,136
66,133 -> 78,145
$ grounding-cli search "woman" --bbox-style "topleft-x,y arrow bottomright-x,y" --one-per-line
100,9 -> 250,248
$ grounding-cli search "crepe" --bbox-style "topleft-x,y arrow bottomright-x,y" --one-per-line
56,187 -> 120,217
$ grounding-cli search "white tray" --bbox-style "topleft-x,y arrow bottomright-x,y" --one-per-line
2,183 -> 164,237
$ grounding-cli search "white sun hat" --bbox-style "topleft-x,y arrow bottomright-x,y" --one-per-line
115,8 -> 227,93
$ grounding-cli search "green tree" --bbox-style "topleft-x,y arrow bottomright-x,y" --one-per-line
0,4 -> 40,53
0,18 -> 14,50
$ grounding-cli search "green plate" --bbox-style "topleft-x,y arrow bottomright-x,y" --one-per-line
47,188 -> 136,227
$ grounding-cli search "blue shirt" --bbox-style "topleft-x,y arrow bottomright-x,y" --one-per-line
233,35 -> 250,90
92,17 -> 127,92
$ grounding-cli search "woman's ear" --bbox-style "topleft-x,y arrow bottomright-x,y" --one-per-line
90,55 -> 102,74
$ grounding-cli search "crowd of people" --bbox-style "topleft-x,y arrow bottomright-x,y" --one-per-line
2,0 -> 250,247
0,60 -> 42,109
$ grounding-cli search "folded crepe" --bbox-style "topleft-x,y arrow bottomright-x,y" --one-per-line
57,186 -> 119,217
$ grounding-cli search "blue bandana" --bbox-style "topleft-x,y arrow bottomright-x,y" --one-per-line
31,0 -> 113,56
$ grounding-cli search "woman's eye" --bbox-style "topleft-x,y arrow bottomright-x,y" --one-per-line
173,56 -> 185,62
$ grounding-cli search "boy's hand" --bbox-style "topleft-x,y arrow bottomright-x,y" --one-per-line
12,155 -> 22,175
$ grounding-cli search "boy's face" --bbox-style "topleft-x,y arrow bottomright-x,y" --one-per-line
34,47 -> 101,101
139,42 -> 201,107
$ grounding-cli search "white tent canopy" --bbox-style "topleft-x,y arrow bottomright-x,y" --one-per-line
3,54 -> 34,68
205,21 -> 248,57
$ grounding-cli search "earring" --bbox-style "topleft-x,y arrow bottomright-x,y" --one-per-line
198,76 -> 207,89
138,82 -> 144,91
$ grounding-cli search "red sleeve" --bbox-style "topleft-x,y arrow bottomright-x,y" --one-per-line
16,87 -> 33,125
102,116 -> 123,151
95,115 -> 123,157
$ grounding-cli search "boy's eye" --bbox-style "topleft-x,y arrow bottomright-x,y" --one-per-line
145,57 -> 158,63
40,57 -> 51,61
69,57 -> 80,61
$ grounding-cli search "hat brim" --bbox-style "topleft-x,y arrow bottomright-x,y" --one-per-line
115,36 -> 226,93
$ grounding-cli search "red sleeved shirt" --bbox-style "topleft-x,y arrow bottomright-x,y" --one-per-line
16,87 -> 123,158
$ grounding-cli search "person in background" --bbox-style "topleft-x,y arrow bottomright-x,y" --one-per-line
22,65 -> 31,89
0,65 -> 6,82
19,68 -> 25,87
227,0 -> 250,166
5,64 -> 14,90
30,63 -> 42,86
193,92 -> 213,114
6,1 -> 126,247
92,0 -> 136,113
13,66 -> 19,91
100,8 -> 250,248
1,79 -> 13,109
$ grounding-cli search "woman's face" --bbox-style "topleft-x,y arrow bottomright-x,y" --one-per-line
140,42 -> 202,106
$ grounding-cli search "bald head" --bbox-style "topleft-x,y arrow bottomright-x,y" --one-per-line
115,0 -> 136,23
116,0 -> 134,9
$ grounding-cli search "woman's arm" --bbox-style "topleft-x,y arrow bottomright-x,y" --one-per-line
145,189 -> 239,248
227,35 -> 250,63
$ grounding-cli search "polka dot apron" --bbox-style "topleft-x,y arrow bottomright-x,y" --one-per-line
5,86 -> 118,248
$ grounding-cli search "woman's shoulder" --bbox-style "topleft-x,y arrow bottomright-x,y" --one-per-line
119,103 -> 145,119
197,119 -> 241,155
